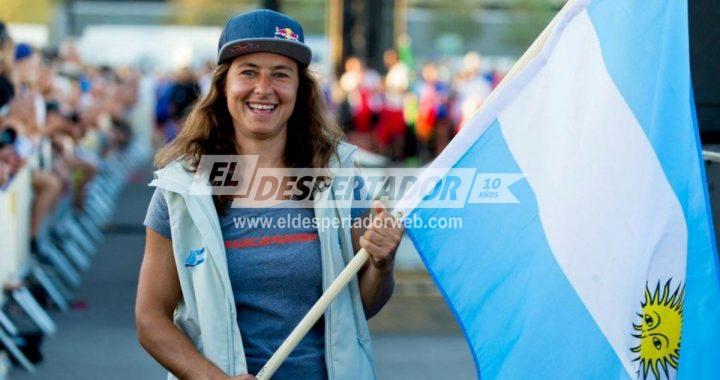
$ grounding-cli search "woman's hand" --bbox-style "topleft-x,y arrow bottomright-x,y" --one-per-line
355,201 -> 404,318
359,201 -> 404,272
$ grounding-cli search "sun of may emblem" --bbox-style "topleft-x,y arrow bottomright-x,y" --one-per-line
630,280 -> 684,380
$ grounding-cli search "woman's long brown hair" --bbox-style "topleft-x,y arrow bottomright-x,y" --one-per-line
155,61 -> 344,213
0,33 -> 14,77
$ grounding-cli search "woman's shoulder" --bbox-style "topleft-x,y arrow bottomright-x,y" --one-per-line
151,159 -> 196,193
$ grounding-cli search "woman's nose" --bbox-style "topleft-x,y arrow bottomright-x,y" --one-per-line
253,73 -> 272,95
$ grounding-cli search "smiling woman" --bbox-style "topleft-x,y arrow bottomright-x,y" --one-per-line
136,8 -> 404,380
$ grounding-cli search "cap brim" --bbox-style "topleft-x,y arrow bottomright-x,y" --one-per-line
218,38 -> 311,66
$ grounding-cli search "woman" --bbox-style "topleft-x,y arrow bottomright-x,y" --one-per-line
136,9 -> 403,380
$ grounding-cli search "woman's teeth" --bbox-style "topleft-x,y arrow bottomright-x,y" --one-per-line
248,103 -> 277,111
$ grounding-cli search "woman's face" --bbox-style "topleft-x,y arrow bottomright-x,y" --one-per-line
225,52 -> 299,141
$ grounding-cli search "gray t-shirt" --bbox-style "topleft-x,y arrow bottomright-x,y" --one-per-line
143,179 -> 369,379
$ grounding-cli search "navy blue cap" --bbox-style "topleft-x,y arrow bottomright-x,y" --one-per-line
15,43 -> 33,61
217,9 -> 311,66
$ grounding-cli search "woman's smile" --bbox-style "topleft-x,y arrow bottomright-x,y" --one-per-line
246,102 -> 278,114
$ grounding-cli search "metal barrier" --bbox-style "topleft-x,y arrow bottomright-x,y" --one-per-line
0,167 -> 42,373
0,167 -> 32,293
704,150 -> 720,163
0,140 -> 149,373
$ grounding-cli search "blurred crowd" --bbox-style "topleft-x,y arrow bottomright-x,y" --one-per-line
0,20 -> 137,265
153,47 -> 508,166
334,49 -> 506,163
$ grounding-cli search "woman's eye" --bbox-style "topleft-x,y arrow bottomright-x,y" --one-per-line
273,72 -> 289,79
241,70 -> 256,77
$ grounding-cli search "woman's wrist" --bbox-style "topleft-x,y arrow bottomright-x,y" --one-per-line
180,360 -> 227,380
369,255 -> 395,275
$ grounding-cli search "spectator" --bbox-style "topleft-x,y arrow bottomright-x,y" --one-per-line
166,66 -> 200,140
339,56 -> 382,152
376,49 -> 409,160
415,63 -> 451,159
453,52 -> 493,132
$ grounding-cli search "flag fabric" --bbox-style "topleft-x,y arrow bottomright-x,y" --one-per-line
397,0 -> 720,378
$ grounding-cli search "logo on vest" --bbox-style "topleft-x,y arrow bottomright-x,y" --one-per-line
184,247 -> 206,267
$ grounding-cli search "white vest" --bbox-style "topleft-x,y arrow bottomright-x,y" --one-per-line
150,142 -> 375,379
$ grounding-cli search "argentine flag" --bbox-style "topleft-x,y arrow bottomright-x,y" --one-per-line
397,0 -> 720,378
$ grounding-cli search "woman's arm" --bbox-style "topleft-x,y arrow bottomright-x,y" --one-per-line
352,201 -> 404,319
136,228 -> 237,380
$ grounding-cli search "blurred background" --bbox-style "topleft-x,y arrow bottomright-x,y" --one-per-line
0,0 -> 718,379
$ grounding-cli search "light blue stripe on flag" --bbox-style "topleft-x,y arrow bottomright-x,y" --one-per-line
405,120 -> 627,379
588,0 -> 720,375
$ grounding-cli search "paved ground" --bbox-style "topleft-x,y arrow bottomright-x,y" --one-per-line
10,167 -> 476,380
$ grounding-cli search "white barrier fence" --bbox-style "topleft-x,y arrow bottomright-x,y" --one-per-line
0,167 -> 33,299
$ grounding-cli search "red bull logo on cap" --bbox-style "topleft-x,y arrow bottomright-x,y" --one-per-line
274,26 -> 300,42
